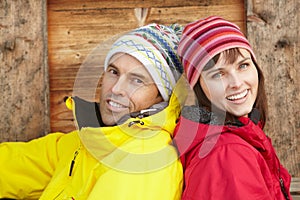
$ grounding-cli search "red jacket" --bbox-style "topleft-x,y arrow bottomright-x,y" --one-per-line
174,107 -> 292,200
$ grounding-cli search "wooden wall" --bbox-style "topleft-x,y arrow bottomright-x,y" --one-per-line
48,0 -> 246,133
246,0 -> 300,177
0,0 -> 49,141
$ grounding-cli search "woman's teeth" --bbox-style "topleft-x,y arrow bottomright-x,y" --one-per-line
109,101 -> 126,108
227,90 -> 248,101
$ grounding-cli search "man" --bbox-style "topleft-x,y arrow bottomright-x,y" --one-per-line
0,23 -> 184,199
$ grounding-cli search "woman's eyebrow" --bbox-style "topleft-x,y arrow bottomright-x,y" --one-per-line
206,57 -> 252,75
237,57 -> 251,65
206,67 -> 225,75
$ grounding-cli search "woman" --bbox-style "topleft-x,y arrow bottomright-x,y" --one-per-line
174,16 -> 292,200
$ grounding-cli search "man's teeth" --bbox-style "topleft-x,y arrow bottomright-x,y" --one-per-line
227,90 -> 248,100
109,101 -> 126,108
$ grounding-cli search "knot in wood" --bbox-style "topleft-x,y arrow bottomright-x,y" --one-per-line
275,38 -> 290,49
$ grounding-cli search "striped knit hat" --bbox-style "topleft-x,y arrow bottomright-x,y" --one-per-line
104,23 -> 183,101
178,16 -> 256,87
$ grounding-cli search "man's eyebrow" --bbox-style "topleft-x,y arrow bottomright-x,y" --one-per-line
128,71 -> 147,80
107,63 -> 117,69
106,64 -> 149,81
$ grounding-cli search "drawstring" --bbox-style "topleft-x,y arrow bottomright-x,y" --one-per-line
69,148 -> 80,176
128,120 -> 144,127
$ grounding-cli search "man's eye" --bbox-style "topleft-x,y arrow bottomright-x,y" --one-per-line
108,68 -> 118,75
133,78 -> 143,84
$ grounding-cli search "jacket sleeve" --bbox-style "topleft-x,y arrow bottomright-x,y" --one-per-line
182,142 -> 274,200
0,132 -> 76,199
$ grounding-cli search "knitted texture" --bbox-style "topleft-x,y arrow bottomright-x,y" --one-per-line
105,23 -> 183,101
178,16 -> 256,87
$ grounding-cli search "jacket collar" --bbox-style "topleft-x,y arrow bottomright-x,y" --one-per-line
69,76 -> 188,130
71,96 -> 104,129
175,106 -> 269,159
181,105 -> 246,126
71,96 -> 168,129
72,93 -> 182,173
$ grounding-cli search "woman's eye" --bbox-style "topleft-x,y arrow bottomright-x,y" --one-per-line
239,63 -> 249,70
212,72 -> 223,79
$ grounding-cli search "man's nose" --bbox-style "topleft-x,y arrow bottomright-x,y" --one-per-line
111,76 -> 127,96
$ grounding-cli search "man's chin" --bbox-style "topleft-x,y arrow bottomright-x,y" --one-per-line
102,114 -> 126,126
102,118 -> 117,126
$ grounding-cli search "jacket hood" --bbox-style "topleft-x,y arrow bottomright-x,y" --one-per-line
174,105 -> 270,160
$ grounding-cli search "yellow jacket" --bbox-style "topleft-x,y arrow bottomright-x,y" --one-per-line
0,90 -> 184,199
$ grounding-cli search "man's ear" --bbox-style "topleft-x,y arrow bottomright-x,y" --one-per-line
155,93 -> 164,104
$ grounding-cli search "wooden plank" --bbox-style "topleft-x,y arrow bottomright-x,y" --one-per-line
291,177 -> 300,199
291,177 -> 300,192
48,1 -> 246,133
48,0 -> 242,9
50,88 -> 102,132
0,0 -> 49,142
50,90 -> 75,132
292,196 -> 300,200
48,4 -> 246,70
246,0 -> 300,177
147,5 -> 246,32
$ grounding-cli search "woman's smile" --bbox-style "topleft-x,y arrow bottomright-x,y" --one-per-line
226,89 -> 249,102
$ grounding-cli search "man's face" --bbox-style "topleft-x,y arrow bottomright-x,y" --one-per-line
100,53 -> 163,126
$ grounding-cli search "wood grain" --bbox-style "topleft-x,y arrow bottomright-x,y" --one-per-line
48,0 -> 245,132
246,0 -> 300,177
0,0 -> 49,141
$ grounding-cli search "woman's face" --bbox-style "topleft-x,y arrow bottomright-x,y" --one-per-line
199,48 -> 258,117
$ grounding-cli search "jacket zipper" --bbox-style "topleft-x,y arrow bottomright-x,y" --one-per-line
276,152 -> 290,200
279,177 -> 290,200
69,148 -> 80,176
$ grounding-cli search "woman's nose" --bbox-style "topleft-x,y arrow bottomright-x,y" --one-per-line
228,73 -> 242,89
